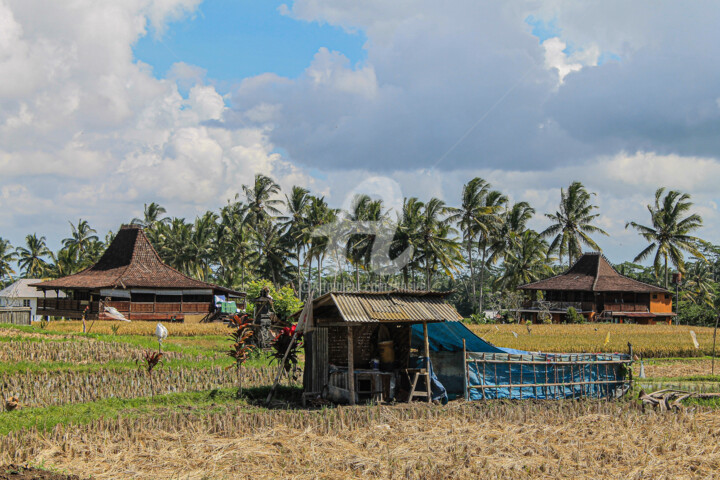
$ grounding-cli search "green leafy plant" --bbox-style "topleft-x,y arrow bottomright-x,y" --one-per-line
110,324 -> 120,336
226,314 -> 255,397
38,319 -> 48,330
566,307 -> 585,324
244,280 -> 303,320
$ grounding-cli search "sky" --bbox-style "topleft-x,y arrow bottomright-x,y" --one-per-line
0,0 -> 719,265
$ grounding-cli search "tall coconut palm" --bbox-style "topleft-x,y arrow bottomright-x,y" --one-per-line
416,198 -> 462,290
447,178 -> 500,311
16,234 -> 51,278
488,201 -> 535,265
49,245 -> 82,278
242,174 -> 283,227
252,221 -> 291,286
0,238 -> 17,282
626,188 -> 705,288
476,190 -> 508,312
62,219 -> 99,263
496,230 -> 553,290
681,261 -> 715,307
391,197 -> 424,288
282,186 -> 311,296
346,195 -> 385,289
131,203 -> 169,228
305,197 -> 336,294
542,182 -> 608,266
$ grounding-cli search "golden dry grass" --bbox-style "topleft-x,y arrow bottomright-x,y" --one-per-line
471,324 -> 718,357
643,359 -> 719,379
35,320 -> 230,337
2,402 -> 720,479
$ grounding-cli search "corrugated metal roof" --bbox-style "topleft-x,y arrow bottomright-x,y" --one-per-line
320,291 -> 462,323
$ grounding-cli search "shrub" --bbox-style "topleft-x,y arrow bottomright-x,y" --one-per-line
566,307 -> 585,324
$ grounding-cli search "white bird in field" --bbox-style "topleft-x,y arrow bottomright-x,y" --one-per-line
155,323 -> 168,351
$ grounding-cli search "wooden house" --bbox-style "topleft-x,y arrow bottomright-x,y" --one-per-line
32,224 -> 245,321
518,252 -> 674,324
301,290 -> 463,405
0,278 -> 66,321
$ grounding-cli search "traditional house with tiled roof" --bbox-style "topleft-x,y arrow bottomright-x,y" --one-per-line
518,252 -> 674,324
32,224 -> 245,321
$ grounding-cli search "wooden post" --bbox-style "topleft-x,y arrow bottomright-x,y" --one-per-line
423,321 -> 431,403
462,339 -> 468,401
348,325 -> 355,405
712,314 -> 719,376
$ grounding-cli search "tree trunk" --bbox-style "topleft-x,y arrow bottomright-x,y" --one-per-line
425,259 -> 431,290
307,255 -> 312,294
467,238 -> 476,311
479,247 -> 487,312
297,246 -> 302,299
355,263 -> 360,290
664,254 -> 669,289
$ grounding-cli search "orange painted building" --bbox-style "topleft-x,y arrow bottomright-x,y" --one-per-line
518,253 -> 676,324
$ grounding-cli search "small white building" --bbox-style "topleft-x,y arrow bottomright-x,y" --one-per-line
0,279 -> 66,321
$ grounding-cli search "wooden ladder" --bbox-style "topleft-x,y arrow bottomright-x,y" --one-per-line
407,368 -> 431,403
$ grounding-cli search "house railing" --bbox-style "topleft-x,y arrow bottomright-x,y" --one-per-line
521,301 -> 593,312
37,298 -> 210,314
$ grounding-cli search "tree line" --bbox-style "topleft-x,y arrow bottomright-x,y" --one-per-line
0,175 -> 717,322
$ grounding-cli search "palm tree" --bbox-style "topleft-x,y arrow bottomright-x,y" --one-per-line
16,234 -> 51,277
496,230 -> 553,290
252,221 -> 291,286
131,203 -> 169,228
242,174 -> 283,227
476,190 -> 508,312
626,188 -> 705,288
282,186 -> 311,296
62,219 -> 99,263
447,178 -> 500,311
542,182 -> 608,266
49,245 -> 82,278
346,195 -> 385,289
392,197 -> 424,288
0,238 -> 17,282
416,198 -> 462,290
488,201 -> 535,265
681,261 -> 715,307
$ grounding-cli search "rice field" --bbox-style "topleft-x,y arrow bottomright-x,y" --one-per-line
32,320 -> 231,337
2,401 -> 720,479
470,323 -> 719,357
1,322 -> 719,479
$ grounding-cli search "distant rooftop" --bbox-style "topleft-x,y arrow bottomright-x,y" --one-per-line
0,279 -> 66,299
519,252 -> 668,293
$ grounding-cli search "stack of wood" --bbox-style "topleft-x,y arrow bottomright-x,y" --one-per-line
639,389 -> 720,412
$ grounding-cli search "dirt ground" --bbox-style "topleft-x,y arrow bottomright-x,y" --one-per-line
0,465 -> 81,480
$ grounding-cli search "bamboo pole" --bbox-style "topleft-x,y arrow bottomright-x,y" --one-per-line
462,339 -> 468,401
713,314 -> 719,376
423,321 -> 431,403
348,325 -> 355,405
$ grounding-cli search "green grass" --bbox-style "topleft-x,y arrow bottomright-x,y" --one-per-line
0,388 -> 244,436
0,385 -> 303,436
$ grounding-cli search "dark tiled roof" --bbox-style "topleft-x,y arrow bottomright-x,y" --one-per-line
32,225 -> 243,295
519,252 -> 668,293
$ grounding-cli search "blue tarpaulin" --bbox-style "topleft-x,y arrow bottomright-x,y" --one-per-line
466,351 -> 629,400
411,321 -> 631,400
411,321 -> 526,355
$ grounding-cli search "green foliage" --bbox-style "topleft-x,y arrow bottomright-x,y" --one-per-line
244,280 -> 303,320
566,306 -> 585,324
676,301 -> 718,326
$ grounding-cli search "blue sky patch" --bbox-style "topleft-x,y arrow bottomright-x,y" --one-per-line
133,0 -> 367,85
525,15 -> 561,43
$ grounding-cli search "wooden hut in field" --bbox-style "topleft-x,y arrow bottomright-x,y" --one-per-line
300,290 -> 463,405
518,252 -> 674,324
32,224 -> 245,322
